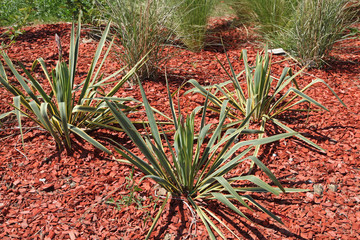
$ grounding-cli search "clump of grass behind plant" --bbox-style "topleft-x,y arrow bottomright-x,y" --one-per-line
168,0 -> 216,51
222,0 -> 254,24
271,0 -> 359,67
236,0 -> 300,34
100,0 -> 174,83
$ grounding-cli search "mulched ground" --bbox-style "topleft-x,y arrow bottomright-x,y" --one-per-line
0,19 -> 359,239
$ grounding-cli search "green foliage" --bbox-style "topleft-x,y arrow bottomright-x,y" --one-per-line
0,0 -> 32,27
231,0 -> 358,66
270,0 -> 359,67
0,18 -> 145,153
105,78 -> 303,239
99,0 -> 174,82
187,49 -> 346,153
222,0 -> 254,24
235,0 -> 300,33
168,0 -> 216,51
0,1 -> 33,46
0,0 -> 97,27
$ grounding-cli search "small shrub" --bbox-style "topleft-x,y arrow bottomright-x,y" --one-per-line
0,0 -> 98,27
106,78 -> 303,239
187,48 -> 346,152
0,17 -> 145,153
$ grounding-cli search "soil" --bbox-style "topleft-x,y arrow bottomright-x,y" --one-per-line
0,20 -> 359,240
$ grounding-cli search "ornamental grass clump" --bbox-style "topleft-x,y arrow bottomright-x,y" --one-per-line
106,78 -> 303,239
0,17 -> 146,153
168,0 -> 216,51
237,0 -> 299,34
187,49 -> 346,153
271,0 -> 359,67
223,0 -> 254,24
99,0 -> 174,82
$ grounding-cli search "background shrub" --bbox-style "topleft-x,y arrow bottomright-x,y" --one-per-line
0,0 -> 98,26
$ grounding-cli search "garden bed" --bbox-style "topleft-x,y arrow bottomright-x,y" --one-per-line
0,20 -> 359,239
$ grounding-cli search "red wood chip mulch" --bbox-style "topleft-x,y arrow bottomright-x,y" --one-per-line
0,20 -> 359,239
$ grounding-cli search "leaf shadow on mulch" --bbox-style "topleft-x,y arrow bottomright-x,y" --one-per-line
205,201 -> 308,240
155,198 -> 188,240
5,24 -> 71,44
204,18 -> 257,53
323,59 -> 360,74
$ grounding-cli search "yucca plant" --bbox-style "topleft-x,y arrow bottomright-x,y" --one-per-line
105,78 -> 304,239
0,16 -> 147,153
187,49 -> 346,153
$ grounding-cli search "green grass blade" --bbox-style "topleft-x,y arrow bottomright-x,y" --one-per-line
230,175 -> 281,195
1,52 -> 40,104
166,72 -> 178,129
78,22 -> 111,103
69,19 -> 80,89
0,74 -> 25,97
310,78 -> 346,107
290,87 -> 328,111
106,53 -> 149,97
112,144 -> 157,176
18,62 -> 52,104
138,82 -> 162,148
203,208 -> 242,239
214,176 -> 252,210
28,101 -> 48,130
233,187 -> 309,193
191,203 -> 217,240
186,79 -> 223,107
39,103 -> 61,144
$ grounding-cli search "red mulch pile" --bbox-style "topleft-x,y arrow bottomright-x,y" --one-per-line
0,20 -> 359,240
